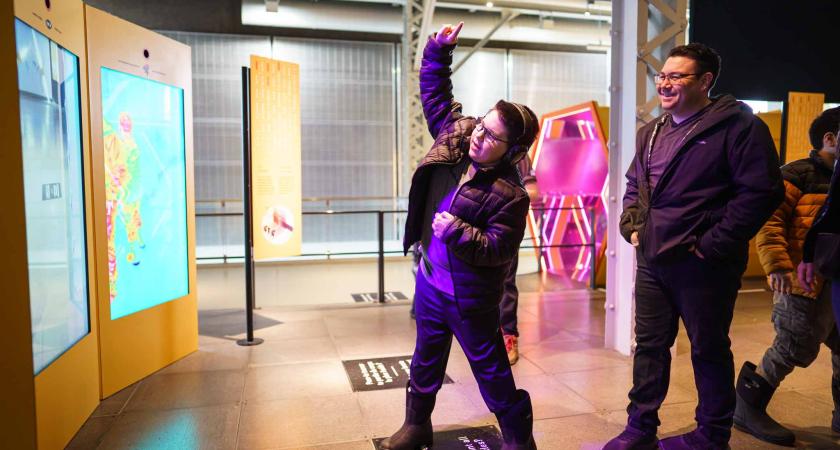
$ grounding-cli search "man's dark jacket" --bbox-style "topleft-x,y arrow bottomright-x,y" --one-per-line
402,36 -> 529,317
803,157 -> 840,263
620,96 -> 784,267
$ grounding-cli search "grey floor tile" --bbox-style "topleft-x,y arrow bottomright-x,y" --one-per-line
249,337 -> 339,366
66,416 -> 118,450
332,332 -> 418,359
160,342 -> 251,375
244,361 -> 352,401
282,441 -> 374,450
794,387 -> 835,408
92,382 -> 142,417
523,343 -> 630,374
470,373 -> 598,420
126,370 -> 245,412
97,404 -> 240,450
555,364 -> 696,412
237,395 -> 368,449
231,319 -> 331,342
250,308 -> 326,323
531,413 -> 627,450
325,313 -> 417,338
356,387 -> 408,438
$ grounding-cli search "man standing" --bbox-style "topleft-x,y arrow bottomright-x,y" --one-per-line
501,155 -> 540,365
604,43 -> 784,450
734,107 -> 840,446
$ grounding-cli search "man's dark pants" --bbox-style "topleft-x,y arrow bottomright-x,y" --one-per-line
410,270 -> 518,412
500,254 -> 519,337
628,252 -> 743,444
834,282 -> 840,339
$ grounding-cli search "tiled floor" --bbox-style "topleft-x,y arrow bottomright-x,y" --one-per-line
68,275 -> 840,449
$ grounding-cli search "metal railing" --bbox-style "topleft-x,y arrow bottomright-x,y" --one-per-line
195,205 -> 599,301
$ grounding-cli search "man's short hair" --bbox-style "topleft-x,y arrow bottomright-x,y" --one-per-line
808,106 -> 840,150
667,43 -> 722,92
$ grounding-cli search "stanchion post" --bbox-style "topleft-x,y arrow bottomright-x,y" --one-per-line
378,211 -> 385,303
536,206 -> 545,272
589,207 -> 597,290
238,66 -> 263,347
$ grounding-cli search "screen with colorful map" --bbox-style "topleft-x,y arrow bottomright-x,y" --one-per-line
16,18 -> 90,374
101,67 -> 189,320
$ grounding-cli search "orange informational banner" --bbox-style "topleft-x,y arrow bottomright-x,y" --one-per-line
249,55 -> 302,260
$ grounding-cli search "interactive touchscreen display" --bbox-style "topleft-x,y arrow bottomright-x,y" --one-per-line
15,18 -> 90,374
100,67 -> 189,320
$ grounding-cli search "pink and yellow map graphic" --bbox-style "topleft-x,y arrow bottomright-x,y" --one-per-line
103,113 -> 145,303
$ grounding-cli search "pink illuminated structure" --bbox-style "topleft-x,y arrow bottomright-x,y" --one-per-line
527,102 -> 609,285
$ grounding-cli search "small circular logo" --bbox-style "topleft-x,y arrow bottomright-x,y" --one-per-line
45,19 -> 52,29
261,206 -> 295,245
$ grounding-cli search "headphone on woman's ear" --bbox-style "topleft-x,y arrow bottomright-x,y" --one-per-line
502,103 -> 533,165
503,144 -> 527,164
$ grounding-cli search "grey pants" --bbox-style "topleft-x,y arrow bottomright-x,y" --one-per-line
759,283 -> 840,410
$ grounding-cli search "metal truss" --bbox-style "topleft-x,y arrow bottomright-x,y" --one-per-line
636,0 -> 687,124
402,0 -> 435,179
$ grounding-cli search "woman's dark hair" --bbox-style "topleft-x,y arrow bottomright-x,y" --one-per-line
494,99 -> 539,151
668,43 -> 722,92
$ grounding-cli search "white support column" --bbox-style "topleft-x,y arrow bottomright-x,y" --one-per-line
605,0 -> 638,356
605,0 -> 687,355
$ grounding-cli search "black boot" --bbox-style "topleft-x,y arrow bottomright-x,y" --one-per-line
733,361 -> 795,446
495,390 -> 537,450
602,426 -> 658,450
381,384 -> 435,450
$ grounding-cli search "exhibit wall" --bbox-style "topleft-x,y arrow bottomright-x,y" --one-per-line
14,0 -> 102,448
0,1 -> 37,448
85,5 -> 198,397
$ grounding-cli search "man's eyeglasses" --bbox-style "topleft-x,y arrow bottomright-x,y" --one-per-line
475,117 -> 510,144
653,72 -> 701,84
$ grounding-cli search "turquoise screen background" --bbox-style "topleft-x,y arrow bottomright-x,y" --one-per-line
101,67 -> 189,320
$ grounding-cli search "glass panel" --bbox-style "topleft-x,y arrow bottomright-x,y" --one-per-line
451,47 -> 507,117
15,18 -> 90,374
509,49 -> 609,118
100,67 -> 189,320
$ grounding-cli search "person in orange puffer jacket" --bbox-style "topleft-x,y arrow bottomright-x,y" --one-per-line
734,107 -> 840,446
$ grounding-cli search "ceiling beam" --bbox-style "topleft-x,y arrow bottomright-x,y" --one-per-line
451,9 -> 519,73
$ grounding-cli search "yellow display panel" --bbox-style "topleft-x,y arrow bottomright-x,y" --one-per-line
14,0 -> 101,448
785,92 -> 825,163
0,1 -> 37,448
250,55 -> 302,260
85,5 -> 197,397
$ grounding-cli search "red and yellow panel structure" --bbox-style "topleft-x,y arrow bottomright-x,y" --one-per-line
528,102 -> 609,285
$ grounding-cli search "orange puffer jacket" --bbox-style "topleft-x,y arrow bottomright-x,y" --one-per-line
756,150 -> 835,298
